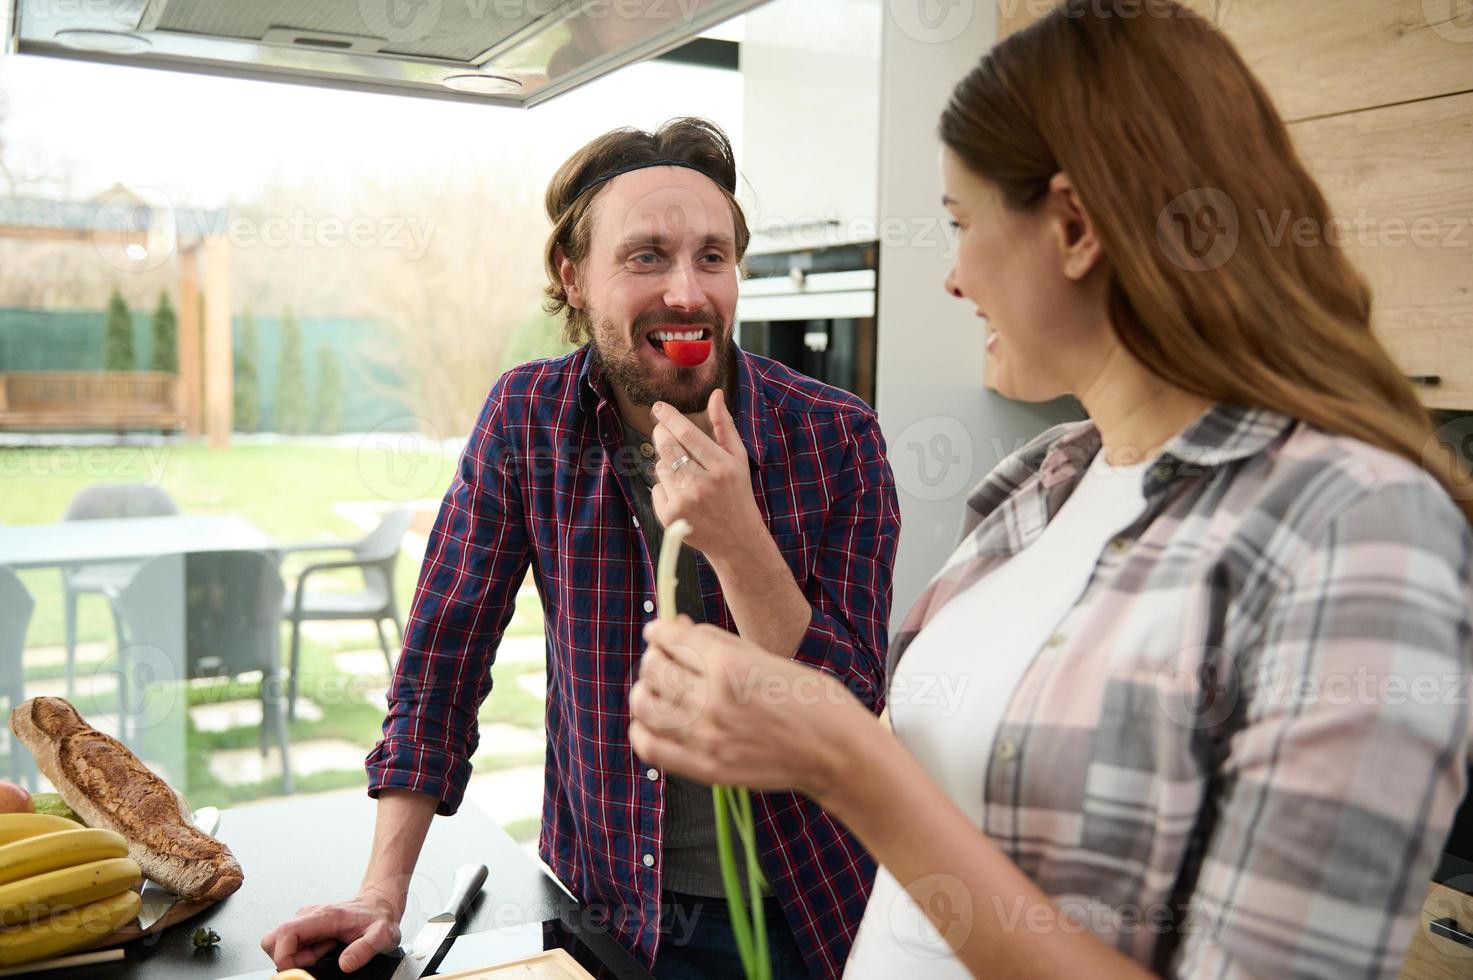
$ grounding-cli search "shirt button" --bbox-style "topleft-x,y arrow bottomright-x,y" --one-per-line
640,443 -> 656,458
1046,631 -> 1066,648
996,737 -> 1018,761
646,768 -> 659,781
632,515 -> 640,528
1108,537 -> 1129,556
642,853 -> 656,868
643,599 -> 655,613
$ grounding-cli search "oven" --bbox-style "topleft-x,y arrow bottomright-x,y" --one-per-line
735,241 -> 879,407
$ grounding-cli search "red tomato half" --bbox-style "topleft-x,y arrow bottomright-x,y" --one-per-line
664,339 -> 712,367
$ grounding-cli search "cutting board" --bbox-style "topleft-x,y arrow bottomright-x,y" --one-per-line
81,887 -> 217,950
435,949 -> 595,978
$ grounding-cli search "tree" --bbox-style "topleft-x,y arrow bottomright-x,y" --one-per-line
150,290 -> 177,373
313,344 -> 343,435
234,308 -> 261,433
275,309 -> 307,434
103,288 -> 134,371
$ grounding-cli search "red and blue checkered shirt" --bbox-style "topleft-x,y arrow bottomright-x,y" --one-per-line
365,344 -> 902,978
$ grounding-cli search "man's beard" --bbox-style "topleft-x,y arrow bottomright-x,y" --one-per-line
590,311 -> 736,415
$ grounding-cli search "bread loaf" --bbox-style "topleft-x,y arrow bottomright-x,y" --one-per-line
9,697 -> 243,901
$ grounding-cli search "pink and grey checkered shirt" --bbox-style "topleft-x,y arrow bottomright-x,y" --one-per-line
890,402 -> 1473,979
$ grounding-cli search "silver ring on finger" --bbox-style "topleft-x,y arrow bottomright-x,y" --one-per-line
671,454 -> 693,475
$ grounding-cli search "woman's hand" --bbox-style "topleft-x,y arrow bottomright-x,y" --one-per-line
629,615 -> 871,800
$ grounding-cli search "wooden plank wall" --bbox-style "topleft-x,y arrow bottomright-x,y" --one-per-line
994,0 -> 1473,409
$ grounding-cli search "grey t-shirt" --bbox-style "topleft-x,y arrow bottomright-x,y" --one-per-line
620,421 -> 730,898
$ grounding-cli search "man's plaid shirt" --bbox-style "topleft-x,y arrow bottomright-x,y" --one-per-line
366,344 -> 901,978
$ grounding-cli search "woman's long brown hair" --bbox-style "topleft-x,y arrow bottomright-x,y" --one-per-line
940,0 -> 1473,522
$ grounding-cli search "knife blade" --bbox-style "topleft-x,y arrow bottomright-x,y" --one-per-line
387,863 -> 488,980
136,806 -> 222,930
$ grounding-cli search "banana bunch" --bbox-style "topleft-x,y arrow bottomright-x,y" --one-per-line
0,814 -> 141,966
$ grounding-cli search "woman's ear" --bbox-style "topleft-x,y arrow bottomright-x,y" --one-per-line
556,247 -> 583,309
1046,172 -> 1103,282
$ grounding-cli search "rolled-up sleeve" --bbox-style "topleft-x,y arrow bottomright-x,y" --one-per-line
791,413 -> 902,714
1172,480 -> 1473,979
364,387 -> 531,816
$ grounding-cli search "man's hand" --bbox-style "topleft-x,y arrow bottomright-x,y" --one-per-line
260,888 -> 403,973
650,388 -> 765,563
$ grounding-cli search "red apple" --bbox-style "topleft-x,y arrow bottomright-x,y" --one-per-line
0,781 -> 31,814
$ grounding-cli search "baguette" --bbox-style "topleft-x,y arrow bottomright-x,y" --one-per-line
9,697 -> 243,901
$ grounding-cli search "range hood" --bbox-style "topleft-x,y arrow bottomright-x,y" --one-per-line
4,0 -> 762,107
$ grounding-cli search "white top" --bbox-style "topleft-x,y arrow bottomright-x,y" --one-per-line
843,451 -> 1153,977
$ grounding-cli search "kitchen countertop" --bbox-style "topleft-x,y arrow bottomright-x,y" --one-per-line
40,790 -> 653,980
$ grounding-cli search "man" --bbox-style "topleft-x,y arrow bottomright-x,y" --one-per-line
262,117 -> 900,980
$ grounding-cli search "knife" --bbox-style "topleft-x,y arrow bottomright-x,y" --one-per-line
136,806 -> 222,930
387,863 -> 488,980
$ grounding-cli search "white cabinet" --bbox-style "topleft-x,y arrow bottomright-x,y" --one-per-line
737,0 -> 881,254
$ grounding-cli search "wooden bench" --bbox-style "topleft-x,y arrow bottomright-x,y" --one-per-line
0,371 -> 184,432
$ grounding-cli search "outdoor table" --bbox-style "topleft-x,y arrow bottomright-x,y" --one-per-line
0,515 -> 277,570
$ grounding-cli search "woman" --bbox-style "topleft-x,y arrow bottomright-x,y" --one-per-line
629,2 -> 1473,978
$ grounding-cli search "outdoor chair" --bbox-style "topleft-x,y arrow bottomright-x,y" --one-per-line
280,506 -> 412,721
108,550 -> 293,794
0,566 -> 36,787
60,483 -> 180,698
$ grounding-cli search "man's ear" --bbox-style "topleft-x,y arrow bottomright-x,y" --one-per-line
1045,172 -> 1103,282
556,247 -> 584,309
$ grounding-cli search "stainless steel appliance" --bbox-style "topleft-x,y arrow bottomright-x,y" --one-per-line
736,241 -> 878,406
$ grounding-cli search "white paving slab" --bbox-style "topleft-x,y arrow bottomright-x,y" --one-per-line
515,673 -> 547,699
333,649 -> 394,677
462,764 -> 545,829
497,635 -> 545,666
477,723 -> 545,757
207,738 -> 367,786
298,621 -> 385,643
24,642 -> 109,668
24,672 -> 119,701
189,698 -> 322,733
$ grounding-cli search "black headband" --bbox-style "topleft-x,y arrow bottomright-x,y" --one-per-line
570,158 -> 722,201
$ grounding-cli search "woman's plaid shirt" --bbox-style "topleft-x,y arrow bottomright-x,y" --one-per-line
890,403 -> 1473,979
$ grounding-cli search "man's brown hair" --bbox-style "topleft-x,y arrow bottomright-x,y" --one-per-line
542,117 -> 751,345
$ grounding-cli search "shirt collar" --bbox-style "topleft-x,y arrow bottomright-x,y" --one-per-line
1039,402 -> 1296,497
577,341 -> 768,465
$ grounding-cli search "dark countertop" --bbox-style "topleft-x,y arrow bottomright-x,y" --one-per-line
42,790 -> 653,980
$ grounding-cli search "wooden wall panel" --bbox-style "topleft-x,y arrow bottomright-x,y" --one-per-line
1291,91 -> 1473,410
994,0 -> 1473,123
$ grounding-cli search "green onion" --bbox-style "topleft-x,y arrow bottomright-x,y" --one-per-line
656,519 -> 771,979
